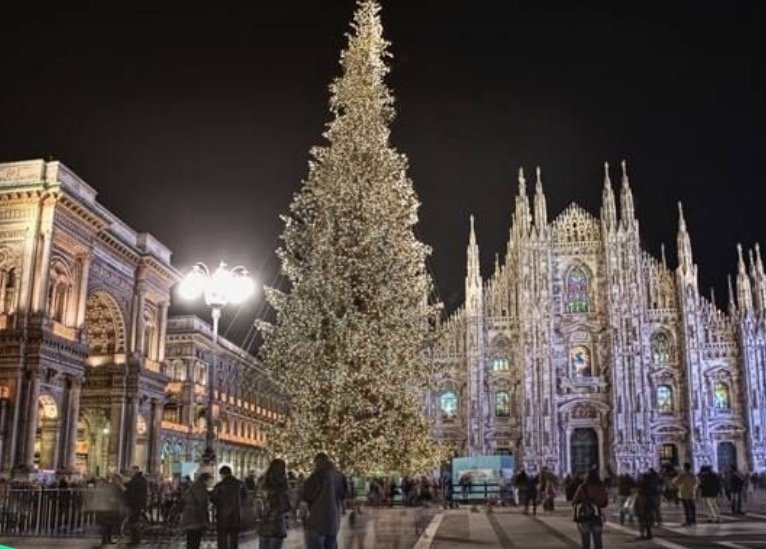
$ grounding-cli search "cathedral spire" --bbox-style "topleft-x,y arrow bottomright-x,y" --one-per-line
710,286 -> 716,307
601,161 -> 617,230
676,202 -> 694,276
514,167 -> 531,236
619,159 -> 636,229
465,215 -> 483,315
751,243 -> 766,313
533,166 -> 548,234
728,274 -> 737,316
661,243 -> 667,269
757,243 -> 766,276
736,243 -> 753,313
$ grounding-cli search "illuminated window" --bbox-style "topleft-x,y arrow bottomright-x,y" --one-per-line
657,385 -> 673,413
570,345 -> 592,377
495,391 -> 511,417
492,358 -> 509,371
652,332 -> 671,364
440,391 -> 458,419
714,382 -> 731,411
565,266 -> 590,314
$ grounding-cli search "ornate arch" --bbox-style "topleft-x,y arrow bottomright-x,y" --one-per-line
650,329 -> 674,365
85,291 -> 127,356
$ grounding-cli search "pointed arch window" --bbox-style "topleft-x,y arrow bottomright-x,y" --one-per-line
495,391 -> 511,417
565,266 -> 590,314
714,381 -> 731,411
652,332 -> 671,364
657,385 -> 673,413
440,391 -> 458,420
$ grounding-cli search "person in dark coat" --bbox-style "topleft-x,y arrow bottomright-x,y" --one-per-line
180,472 -> 211,549
257,458 -> 291,549
94,474 -> 125,546
302,453 -> 347,549
634,475 -> 654,540
729,466 -> 746,515
211,465 -> 249,549
699,465 -> 721,522
643,468 -> 663,526
124,466 -> 148,546
572,469 -> 608,549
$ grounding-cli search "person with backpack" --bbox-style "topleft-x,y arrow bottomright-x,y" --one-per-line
257,459 -> 291,549
210,465 -> 249,549
572,468 -> 608,549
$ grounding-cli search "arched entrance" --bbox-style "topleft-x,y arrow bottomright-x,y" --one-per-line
717,442 -> 737,472
571,428 -> 599,474
659,443 -> 679,469
35,395 -> 59,470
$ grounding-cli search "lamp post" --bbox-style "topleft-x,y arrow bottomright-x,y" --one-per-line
178,261 -> 255,471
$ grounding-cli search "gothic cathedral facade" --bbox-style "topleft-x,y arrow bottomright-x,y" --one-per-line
430,162 -> 766,475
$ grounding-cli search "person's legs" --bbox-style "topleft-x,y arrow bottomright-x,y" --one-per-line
229,530 -> 240,549
681,499 -> 692,525
217,529 -> 229,549
578,524 -> 591,549
591,525 -> 603,549
187,530 -> 203,549
305,529 -> 323,549
689,499 -> 696,524
322,533 -> 338,549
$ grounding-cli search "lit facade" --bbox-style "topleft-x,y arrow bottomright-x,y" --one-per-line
0,159 -> 280,479
430,162 -> 766,475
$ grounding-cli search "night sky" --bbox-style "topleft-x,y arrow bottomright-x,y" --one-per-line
0,2 -> 763,348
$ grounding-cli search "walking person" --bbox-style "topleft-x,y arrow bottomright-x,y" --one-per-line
616,473 -> 635,525
634,475 -> 654,540
257,458 -> 291,549
124,466 -> 148,547
729,466 -> 746,515
699,465 -> 721,523
94,474 -> 124,547
572,468 -> 608,549
180,472 -> 211,549
211,465 -> 249,549
302,452 -> 347,549
673,463 -> 698,526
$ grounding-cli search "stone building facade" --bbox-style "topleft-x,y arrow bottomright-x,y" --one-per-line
161,315 -> 284,478
430,162 -> 766,475
0,159 -> 280,479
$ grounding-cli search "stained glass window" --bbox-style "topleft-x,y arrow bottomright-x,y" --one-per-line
570,345 -> 592,377
652,332 -> 671,364
496,391 -> 511,417
440,391 -> 458,419
657,385 -> 673,413
492,358 -> 510,371
714,382 -> 731,411
566,266 -> 590,314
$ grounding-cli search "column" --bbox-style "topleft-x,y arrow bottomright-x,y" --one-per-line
148,398 -> 163,475
122,396 -> 138,471
75,253 -> 91,328
63,377 -> 82,472
0,270 -> 7,314
108,398 -> 125,473
32,230 -> 53,313
157,302 -> 168,362
21,370 -> 42,470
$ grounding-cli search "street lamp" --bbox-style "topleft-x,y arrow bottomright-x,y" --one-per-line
178,261 -> 255,469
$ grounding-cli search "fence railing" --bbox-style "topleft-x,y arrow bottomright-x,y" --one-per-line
0,486 -> 265,538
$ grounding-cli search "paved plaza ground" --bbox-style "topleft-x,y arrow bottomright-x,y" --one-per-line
3,495 -> 766,548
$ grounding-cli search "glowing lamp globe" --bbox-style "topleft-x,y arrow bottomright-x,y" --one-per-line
228,270 -> 256,304
179,268 -> 206,301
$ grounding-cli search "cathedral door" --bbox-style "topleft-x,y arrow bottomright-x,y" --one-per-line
571,428 -> 599,474
717,442 -> 737,472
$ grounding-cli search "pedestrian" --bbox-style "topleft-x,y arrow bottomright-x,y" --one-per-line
729,465 -> 746,515
302,452 -> 347,549
673,463 -> 698,526
564,474 -> 576,502
572,468 -> 608,549
699,465 -> 721,523
634,475 -> 653,540
180,472 -> 211,549
210,465 -> 249,549
245,471 -> 257,492
644,468 -> 663,526
257,458 -> 291,549
616,473 -> 635,525
124,466 -> 148,547
94,474 -> 124,546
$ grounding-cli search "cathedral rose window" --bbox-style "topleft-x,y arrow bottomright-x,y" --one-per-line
565,266 -> 590,314
440,391 -> 458,419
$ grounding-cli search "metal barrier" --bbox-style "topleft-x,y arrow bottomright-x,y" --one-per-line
0,486 -> 265,538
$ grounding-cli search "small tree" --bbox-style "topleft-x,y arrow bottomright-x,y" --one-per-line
259,0 -> 444,474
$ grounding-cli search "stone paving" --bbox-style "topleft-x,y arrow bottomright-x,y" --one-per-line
4,494 -> 766,548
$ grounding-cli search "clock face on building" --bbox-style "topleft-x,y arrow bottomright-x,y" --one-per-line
570,346 -> 591,377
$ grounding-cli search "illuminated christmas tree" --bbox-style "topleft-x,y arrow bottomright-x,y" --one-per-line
259,0 -> 445,474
